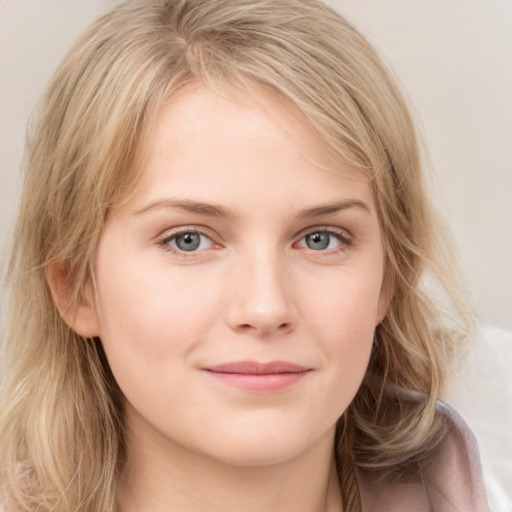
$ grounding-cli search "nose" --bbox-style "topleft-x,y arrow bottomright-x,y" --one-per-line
225,249 -> 298,337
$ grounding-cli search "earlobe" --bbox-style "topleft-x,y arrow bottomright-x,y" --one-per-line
46,262 -> 100,338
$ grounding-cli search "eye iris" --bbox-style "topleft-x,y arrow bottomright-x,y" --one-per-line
306,232 -> 330,250
175,233 -> 201,251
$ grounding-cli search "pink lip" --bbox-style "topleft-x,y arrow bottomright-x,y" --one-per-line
203,361 -> 311,392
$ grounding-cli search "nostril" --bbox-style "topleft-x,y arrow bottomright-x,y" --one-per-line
235,322 -> 291,336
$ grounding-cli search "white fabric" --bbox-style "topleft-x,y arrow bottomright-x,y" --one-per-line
357,402 -> 490,511
444,324 -> 512,512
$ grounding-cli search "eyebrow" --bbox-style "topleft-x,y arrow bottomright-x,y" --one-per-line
297,199 -> 371,218
134,198 -> 238,218
134,198 -> 370,218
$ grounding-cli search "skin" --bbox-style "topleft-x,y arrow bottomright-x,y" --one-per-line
53,84 -> 390,512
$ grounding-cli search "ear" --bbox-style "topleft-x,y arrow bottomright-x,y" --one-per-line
46,262 -> 100,338
375,270 -> 394,326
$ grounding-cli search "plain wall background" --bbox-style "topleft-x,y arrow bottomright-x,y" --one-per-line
1,0 -> 511,330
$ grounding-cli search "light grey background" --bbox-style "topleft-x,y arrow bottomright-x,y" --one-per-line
1,0 -> 511,330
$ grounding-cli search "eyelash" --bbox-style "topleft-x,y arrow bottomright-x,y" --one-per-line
157,226 -> 353,257
157,228 -> 216,257
295,227 -> 353,254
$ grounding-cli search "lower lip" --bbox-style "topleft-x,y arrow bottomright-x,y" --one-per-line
205,371 -> 309,392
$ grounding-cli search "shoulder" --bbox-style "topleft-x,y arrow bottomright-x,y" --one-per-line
422,403 -> 490,511
356,402 -> 491,512
444,324 -> 512,511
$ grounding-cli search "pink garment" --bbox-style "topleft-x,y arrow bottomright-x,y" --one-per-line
357,402 -> 490,511
0,404 -> 490,511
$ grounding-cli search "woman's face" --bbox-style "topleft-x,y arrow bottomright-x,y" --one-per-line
84,84 -> 389,467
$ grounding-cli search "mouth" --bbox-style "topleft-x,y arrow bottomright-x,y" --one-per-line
202,361 -> 311,392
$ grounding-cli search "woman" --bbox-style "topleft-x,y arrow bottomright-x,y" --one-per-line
0,0 -> 489,510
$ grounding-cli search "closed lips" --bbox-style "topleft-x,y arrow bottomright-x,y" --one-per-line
203,361 -> 310,374
201,361 -> 311,392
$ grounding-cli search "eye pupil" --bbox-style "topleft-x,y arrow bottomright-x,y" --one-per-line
175,232 -> 201,251
306,232 -> 330,250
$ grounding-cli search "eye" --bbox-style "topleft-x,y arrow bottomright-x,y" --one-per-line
159,229 -> 215,253
296,229 -> 351,251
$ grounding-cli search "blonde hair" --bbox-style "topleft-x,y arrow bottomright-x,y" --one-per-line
0,0 -> 473,510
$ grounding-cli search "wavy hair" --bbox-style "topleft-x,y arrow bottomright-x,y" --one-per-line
0,0 -> 473,510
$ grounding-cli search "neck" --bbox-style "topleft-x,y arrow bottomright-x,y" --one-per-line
117,416 -> 343,512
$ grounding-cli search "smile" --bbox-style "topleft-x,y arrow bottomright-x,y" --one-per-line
202,361 -> 311,392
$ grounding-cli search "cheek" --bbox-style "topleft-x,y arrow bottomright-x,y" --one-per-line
303,266 -> 383,339
93,264 -> 224,429
300,268 -> 382,393
93,252 -> 223,384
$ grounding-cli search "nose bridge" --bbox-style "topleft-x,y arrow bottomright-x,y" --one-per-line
226,243 -> 296,335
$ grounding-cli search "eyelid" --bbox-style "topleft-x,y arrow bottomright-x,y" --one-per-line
157,226 -> 221,255
294,226 -> 353,251
155,224 -> 353,257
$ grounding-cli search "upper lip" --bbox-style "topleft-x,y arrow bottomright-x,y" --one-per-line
203,361 -> 310,374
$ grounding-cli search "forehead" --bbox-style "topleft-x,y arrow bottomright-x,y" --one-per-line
127,83 -> 375,216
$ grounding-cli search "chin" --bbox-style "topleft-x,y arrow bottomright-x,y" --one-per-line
197,420 -> 333,468
209,439 -> 309,467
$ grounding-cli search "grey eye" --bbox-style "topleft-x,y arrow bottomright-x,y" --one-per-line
305,232 -> 331,250
161,229 -> 216,254
174,232 -> 202,251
